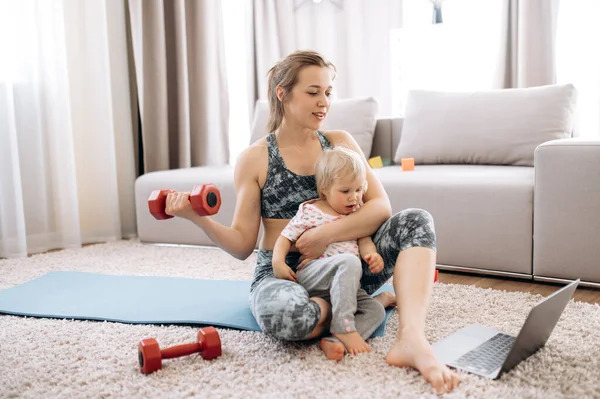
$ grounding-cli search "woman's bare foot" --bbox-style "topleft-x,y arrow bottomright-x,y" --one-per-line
320,338 -> 345,361
374,291 -> 396,308
386,328 -> 461,394
333,331 -> 371,355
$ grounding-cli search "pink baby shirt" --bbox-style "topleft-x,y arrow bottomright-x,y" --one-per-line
281,199 -> 360,258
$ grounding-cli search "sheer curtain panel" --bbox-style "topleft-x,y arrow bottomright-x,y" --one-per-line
0,0 -> 137,258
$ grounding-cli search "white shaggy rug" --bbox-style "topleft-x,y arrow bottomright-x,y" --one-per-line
1,240 -> 599,399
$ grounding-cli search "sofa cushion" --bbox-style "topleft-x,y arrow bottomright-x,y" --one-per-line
394,84 -> 578,166
250,97 -> 378,158
373,165 -> 534,274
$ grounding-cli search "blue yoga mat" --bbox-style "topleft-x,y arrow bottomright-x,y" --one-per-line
0,272 -> 394,338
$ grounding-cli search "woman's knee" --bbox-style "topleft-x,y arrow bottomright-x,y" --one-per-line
397,208 -> 434,228
393,208 -> 436,251
405,207 -> 433,220
304,297 -> 331,339
251,278 -> 320,341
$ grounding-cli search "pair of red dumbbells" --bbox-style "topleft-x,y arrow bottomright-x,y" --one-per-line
148,184 -> 221,220
139,327 -> 222,374
143,185 -> 222,374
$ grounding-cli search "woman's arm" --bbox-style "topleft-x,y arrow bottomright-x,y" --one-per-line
165,146 -> 264,260
295,130 -> 392,257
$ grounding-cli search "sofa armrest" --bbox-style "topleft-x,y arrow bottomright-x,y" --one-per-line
533,138 -> 600,283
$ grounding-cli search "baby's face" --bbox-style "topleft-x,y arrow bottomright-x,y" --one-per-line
325,173 -> 365,215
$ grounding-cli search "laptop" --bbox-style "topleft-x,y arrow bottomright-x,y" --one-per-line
432,279 -> 580,379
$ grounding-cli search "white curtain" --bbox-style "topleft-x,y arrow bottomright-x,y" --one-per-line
251,0 -> 402,117
0,0 -> 137,258
497,0 -> 560,89
556,0 -> 600,138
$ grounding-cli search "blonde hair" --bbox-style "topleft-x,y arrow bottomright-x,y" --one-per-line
315,146 -> 367,198
266,50 -> 336,133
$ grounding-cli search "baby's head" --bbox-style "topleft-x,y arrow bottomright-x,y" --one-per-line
315,146 -> 368,214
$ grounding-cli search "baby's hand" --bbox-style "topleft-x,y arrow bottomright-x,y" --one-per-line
364,253 -> 384,274
273,262 -> 297,282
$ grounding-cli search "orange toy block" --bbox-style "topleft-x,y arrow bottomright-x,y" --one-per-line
401,157 -> 415,171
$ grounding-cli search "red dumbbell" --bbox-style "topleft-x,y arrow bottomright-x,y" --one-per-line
138,327 -> 222,374
148,184 -> 221,220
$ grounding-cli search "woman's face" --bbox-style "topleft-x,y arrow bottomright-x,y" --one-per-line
282,65 -> 334,130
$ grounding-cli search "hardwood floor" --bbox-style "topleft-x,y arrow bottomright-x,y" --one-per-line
438,270 -> 600,305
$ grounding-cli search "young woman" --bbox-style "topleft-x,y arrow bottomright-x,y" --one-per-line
165,50 -> 460,394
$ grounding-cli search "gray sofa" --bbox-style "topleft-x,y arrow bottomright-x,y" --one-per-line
134,115 -> 600,287
135,85 -> 600,287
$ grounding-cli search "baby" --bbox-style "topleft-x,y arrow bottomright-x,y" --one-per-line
272,146 -> 392,360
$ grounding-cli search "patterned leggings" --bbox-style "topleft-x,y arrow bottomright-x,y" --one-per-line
249,208 -> 436,341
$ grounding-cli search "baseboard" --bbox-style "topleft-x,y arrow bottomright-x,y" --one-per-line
436,264 -> 533,280
534,275 -> 600,289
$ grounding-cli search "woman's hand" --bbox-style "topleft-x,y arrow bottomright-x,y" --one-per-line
165,191 -> 198,221
273,261 -> 297,282
363,253 -> 384,274
295,226 -> 329,260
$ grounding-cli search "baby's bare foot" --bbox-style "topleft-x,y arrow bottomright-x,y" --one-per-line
386,329 -> 461,394
333,331 -> 371,355
374,291 -> 396,308
319,338 -> 345,361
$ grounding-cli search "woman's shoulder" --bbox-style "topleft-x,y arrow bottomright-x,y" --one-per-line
241,136 -> 268,158
321,130 -> 365,156
320,129 -> 353,146
235,138 -> 269,174
248,134 -> 270,148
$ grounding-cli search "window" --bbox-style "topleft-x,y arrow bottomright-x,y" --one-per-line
556,0 -> 600,138
391,0 -> 504,116
221,0 -> 252,164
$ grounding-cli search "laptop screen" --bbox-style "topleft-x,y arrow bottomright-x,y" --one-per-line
501,279 -> 579,373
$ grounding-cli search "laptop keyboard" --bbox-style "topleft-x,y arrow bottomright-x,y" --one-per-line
454,333 -> 516,375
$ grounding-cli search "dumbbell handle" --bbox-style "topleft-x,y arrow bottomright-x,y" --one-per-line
161,342 -> 203,359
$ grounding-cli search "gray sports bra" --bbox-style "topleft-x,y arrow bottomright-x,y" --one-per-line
260,131 -> 333,219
